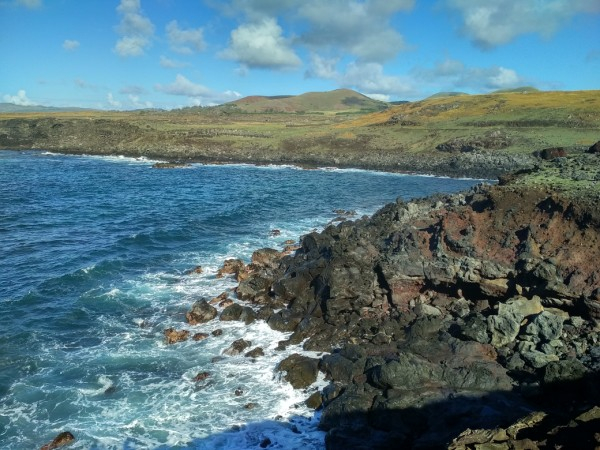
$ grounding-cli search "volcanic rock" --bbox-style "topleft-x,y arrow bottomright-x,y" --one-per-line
186,299 -> 217,325
40,431 -> 75,450
164,328 -> 190,344
277,354 -> 319,389
222,338 -> 252,356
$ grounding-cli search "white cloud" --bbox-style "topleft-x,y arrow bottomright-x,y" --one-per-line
154,74 -> 242,105
213,0 -> 413,62
445,0 -> 600,49
305,54 -> 339,79
160,55 -> 188,68
365,93 -> 391,102
487,67 -> 520,89
3,89 -> 35,105
340,61 -> 415,96
306,56 -> 415,98
166,20 -> 205,54
155,74 -> 212,97
220,17 -> 301,69
414,58 -> 525,91
107,93 -> 122,108
63,39 -> 80,51
114,0 -> 154,57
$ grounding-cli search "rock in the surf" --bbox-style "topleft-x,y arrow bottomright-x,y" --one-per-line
164,328 -> 190,344
186,299 -> 217,325
40,431 -> 75,450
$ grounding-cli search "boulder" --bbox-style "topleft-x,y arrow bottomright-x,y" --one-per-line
194,371 -> 210,382
277,354 -> 319,389
219,303 -> 244,321
192,332 -> 209,341
164,328 -> 189,344
245,347 -> 264,358
186,299 -> 218,325
305,391 -> 323,409
219,303 -> 256,324
236,275 -> 273,302
368,353 -> 443,390
488,296 -> 543,347
40,432 -> 75,450
537,147 -> 567,160
222,338 -> 252,356
216,258 -> 246,279
251,248 -> 282,269
524,311 -> 564,342
587,140 -> 600,154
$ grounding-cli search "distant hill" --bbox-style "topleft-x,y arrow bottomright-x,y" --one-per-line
0,103 -> 94,113
219,89 -> 389,114
426,92 -> 469,99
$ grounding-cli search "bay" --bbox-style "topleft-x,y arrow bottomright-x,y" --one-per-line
0,150 -> 481,449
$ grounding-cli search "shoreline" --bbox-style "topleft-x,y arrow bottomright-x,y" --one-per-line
8,147 -> 497,181
208,153 -> 600,449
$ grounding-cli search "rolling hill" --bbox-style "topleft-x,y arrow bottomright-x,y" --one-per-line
219,89 -> 389,114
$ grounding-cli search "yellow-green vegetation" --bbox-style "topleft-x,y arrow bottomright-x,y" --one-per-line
1,89 -> 599,178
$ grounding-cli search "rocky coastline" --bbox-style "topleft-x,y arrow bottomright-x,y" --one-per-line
164,151 -> 600,449
0,116 -> 539,179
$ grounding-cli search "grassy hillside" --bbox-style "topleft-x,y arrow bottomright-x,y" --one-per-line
220,88 -> 388,114
1,89 -> 599,178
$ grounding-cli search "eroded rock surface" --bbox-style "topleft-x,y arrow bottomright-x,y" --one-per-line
230,155 -> 600,448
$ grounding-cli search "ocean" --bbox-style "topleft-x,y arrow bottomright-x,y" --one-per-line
0,150 -> 481,449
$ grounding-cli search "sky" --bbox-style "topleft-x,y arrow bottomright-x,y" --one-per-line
1,0 -> 599,110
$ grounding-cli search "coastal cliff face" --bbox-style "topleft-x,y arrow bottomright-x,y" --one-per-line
228,154 -> 600,448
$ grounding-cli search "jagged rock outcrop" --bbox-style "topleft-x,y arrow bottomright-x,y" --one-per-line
231,155 -> 600,448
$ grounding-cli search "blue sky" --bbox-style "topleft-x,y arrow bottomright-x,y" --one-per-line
1,0 -> 599,110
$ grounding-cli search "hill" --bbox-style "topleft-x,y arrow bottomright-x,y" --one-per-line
1,89 -> 599,178
220,89 -> 389,114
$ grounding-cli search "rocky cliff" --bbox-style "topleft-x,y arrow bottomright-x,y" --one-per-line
224,153 -> 600,449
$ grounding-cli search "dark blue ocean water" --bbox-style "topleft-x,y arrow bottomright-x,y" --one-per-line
0,150 -> 480,449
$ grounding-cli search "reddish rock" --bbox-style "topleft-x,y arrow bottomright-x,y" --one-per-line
216,259 -> 246,279
40,432 -> 75,450
537,147 -> 567,160
251,248 -> 282,269
192,332 -> 209,341
164,328 -> 190,344
209,291 -> 229,305
218,298 -> 234,308
188,265 -> 203,274
194,371 -> 210,382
